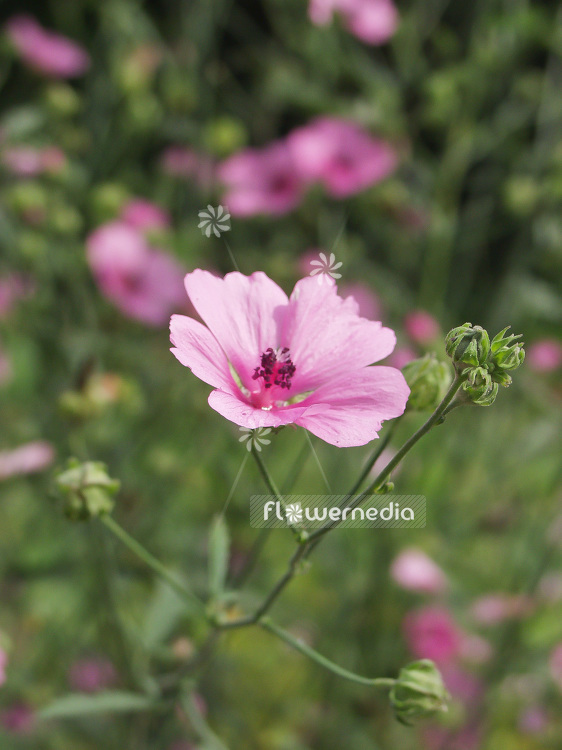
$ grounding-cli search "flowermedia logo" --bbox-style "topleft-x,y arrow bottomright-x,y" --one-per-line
251,495 -> 426,529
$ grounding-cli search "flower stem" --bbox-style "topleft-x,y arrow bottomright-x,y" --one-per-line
307,373 -> 465,545
346,416 -> 402,498
250,444 -> 301,540
260,618 -> 395,688
100,515 -> 205,612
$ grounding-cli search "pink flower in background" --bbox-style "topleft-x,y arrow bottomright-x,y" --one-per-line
386,346 -> 417,370
403,606 -> 462,664
159,146 -> 216,189
0,647 -> 7,686
340,283 -> 382,320
68,657 -> 117,693
87,221 -> 186,327
549,643 -> 562,691
404,310 -> 440,344
0,703 -> 34,734
1,146 -> 66,177
170,270 -> 409,447
218,141 -> 305,216
458,633 -> 493,664
309,0 -> 399,45
120,199 -> 171,232
5,15 -> 90,78
519,706 -> 549,734
390,548 -> 448,594
0,441 -> 55,481
0,275 -> 34,318
288,117 -> 397,198
526,339 -> 562,372
423,723 -> 482,750
470,594 -> 533,626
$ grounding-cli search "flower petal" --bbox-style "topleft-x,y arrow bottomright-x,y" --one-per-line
281,276 -> 396,393
170,314 -> 236,391
208,389 -> 322,430
294,366 -> 409,447
184,270 -> 289,388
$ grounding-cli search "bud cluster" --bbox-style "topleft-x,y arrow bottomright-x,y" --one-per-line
445,323 -> 525,406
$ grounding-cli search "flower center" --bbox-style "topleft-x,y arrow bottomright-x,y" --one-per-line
252,347 -> 296,390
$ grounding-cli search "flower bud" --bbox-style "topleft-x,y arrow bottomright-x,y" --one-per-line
445,323 -> 490,368
489,327 -> 525,372
55,459 -> 119,521
462,367 -> 499,406
389,659 -> 450,725
402,354 -> 453,411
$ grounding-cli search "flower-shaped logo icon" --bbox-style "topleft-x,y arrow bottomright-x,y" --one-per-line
238,427 -> 272,452
285,503 -> 303,525
309,252 -> 342,285
198,205 -> 231,237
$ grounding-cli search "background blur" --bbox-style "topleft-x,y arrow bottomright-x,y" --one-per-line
0,0 -> 561,748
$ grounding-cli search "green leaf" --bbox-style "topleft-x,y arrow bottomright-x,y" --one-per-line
143,579 -> 192,649
208,515 -> 230,600
39,691 -> 156,720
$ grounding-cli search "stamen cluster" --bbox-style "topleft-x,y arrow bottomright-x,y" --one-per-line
253,347 -> 296,390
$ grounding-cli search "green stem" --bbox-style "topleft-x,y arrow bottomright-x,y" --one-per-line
260,618 -> 395,688
100,515 -> 205,613
250,444 -> 301,540
307,373 -> 465,544
346,417 -> 402,498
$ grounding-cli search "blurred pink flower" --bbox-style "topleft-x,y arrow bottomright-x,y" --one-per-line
68,657 -> 117,693
526,339 -> 562,373
218,141 -> 305,216
159,146 -> 216,189
519,706 -> 549,734
390,548 -> 448,595
170,270 -> 409,447
120,199 -> 170,232
549,643 -> 562,691
0,647 -> 7,686
0,703 -> 34,734
5,15 -> 90,78
288,118 -> 397,198
386,346 -> 417,370
87,221 -> 186,327
340,283 -> 382,320
309,0 -> 399,45
470,594 -> 533,626
458,633 -> 493,664
404,310 -> 440,344
423,723 -> 482,750
441,665 -> 484,704
403,606 -> 462,664
0,441 -> 55,481
1,145 -> 66,177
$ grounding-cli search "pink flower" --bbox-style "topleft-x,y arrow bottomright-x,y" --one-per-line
170,270 -> 409,447
218,141 -> 306,216
404,310 -> 440,345
159,146 -> 216,189
5,15 -> 90,78
0,441 -> 55,481
403,606 -> 462,664
68,657 -> 117,693
288,117 -> 397,198
309,0 -> 398,45
0,703 -> 34,734
470,594 -> 533,626
1,145 -> 66,177
0,274 -> 34,319
0,647 -> 7,686
527,339 -> 562,373
87,221 -> 186,327
120,199 -> 170,232
340,283 -> 382,320
390,548 -> 448,594
519,706 -> 549,734
549,643 -> 562,691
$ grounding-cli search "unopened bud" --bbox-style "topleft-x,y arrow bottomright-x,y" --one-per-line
56,459 -> 119,521
445,323 -> 490,368
402,355 -> 453,411
489,327 -> 525,372
462,367 -> 499,406
389,659 -> 450,725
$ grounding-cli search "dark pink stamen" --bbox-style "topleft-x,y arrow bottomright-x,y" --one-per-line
252,347 -> 296,390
